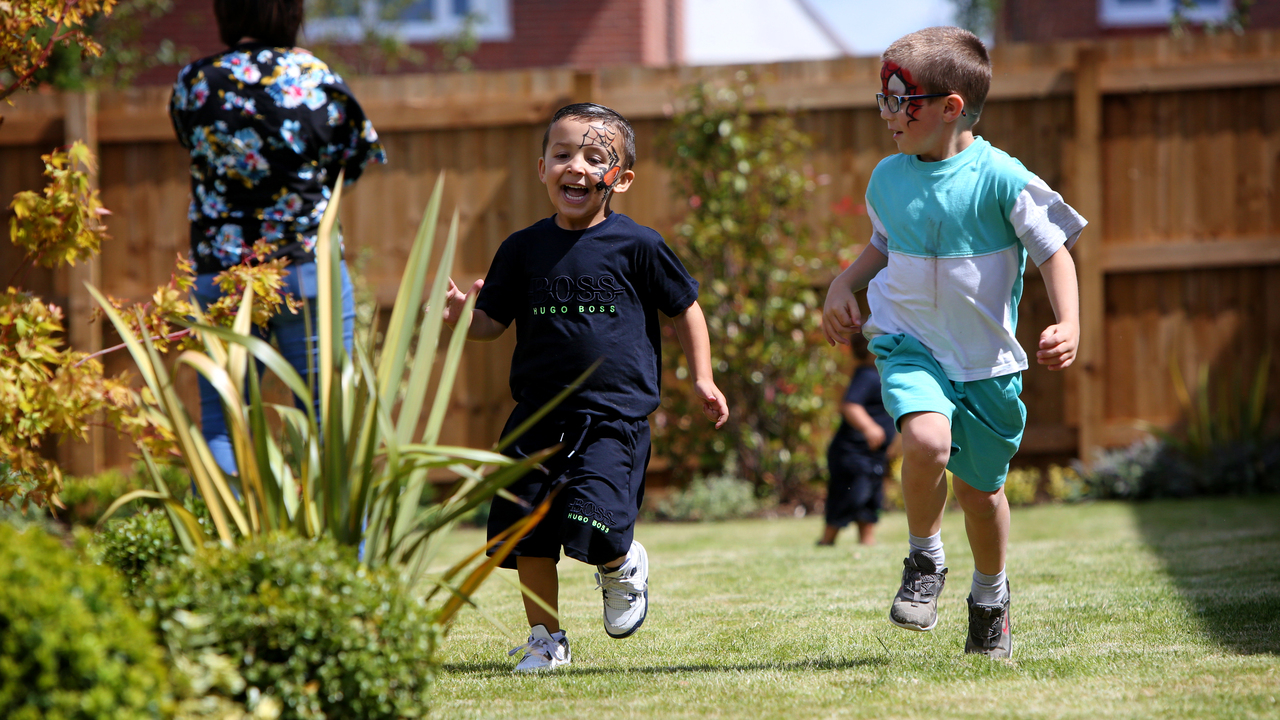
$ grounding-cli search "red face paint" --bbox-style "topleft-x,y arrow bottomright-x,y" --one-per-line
881,61 -> 927,124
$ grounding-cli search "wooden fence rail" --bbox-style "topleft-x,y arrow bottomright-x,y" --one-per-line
3,30 -> 1278,478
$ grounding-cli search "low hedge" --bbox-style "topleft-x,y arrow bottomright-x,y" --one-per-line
144,534 -> 438,720
0,523 -> 171,719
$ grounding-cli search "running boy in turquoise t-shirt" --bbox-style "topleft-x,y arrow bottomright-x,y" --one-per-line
821,26 -> 1088,658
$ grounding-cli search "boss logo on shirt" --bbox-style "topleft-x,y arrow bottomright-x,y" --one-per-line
529,275 -> 621,316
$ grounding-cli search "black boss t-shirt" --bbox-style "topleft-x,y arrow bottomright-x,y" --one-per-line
830,365 -> 896,458
476,213 -> 699,419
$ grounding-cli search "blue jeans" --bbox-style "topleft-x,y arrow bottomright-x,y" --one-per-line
193,261 -> 356,476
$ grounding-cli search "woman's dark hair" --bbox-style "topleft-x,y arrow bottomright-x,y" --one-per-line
215,0 -> 305,48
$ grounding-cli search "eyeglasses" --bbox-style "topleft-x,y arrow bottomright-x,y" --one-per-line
876,93 -> 949,113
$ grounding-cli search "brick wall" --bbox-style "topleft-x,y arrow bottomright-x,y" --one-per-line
131,0 -> 682,87
1002,0 -> 1280,43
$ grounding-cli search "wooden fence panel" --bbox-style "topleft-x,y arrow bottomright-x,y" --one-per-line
3,31 -> 1279,477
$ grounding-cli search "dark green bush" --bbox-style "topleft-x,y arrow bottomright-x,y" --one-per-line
94,507 -> 189,594
144,534 -> 437,720
1079,437 -> 1280,500
0,523 -> 170,719
57,463 -> 191,527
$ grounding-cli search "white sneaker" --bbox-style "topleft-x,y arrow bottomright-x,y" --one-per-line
595,540 -> 649,638
509,625 -> 571,672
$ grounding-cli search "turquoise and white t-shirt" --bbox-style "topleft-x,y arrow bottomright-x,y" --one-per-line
862,137 -> 1087,382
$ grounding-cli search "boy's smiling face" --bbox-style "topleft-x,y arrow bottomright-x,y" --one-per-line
539,116 -> 635,231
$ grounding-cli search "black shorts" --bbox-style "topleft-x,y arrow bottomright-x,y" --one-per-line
824,444 -> 886,528
487,405 -> 650,568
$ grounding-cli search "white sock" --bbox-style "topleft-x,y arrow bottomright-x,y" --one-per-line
908,532 -> 945,569
971,568 -> 1008,606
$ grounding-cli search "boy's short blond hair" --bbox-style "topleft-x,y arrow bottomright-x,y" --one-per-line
882,26 -> 991,123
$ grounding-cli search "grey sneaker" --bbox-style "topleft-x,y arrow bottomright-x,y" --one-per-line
595,540 -> 649,638
509,624 -> 571,672
889,551 -> 948,631
965,582 -> 1012,659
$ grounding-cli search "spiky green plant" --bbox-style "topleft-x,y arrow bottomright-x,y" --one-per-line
90,173 -> 581,624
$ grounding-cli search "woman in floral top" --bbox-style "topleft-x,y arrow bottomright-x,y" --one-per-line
170,0 -> 387,475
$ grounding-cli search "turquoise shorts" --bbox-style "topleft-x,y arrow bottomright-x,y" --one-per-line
868,333 -> 1025,492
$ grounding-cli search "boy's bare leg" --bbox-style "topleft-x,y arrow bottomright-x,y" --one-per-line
899,411 -> 951,536
819,525 -> 840,545
517,556 -> 560,632
857,521 -> 876,545
953,479 -> 1009,576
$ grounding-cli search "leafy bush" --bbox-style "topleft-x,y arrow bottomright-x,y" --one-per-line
1002,467 -> 1040,507
1078,436 -> 1280,500
0,523 -> 170,719
57,463 -> 190,527
649,473 -> 764,522
145,534 -> 436,720
94,504 -> 213,595
1045,465 -> 1088,503
658,76 -> 845,503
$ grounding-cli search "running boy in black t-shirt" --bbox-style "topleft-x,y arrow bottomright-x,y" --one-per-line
442,103 -> 729,672
818,335 -> 895,547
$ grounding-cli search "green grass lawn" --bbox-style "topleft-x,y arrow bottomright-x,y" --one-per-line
428,497 -> 1280,719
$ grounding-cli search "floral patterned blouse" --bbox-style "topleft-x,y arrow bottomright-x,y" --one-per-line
169,43 -> 388,275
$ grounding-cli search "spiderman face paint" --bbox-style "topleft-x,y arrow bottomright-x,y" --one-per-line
539,116 -> 632,230
579,124 -> 624,191
881,61 -> 927,124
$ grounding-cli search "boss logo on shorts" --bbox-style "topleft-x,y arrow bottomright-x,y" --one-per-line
528,275 -> 621,316
566,498 -> 616,534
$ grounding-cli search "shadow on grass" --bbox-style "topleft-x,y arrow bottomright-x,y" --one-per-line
1132,495 -> 1280,655
442,655 -> 890,677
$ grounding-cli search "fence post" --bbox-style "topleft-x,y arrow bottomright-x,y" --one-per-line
60,90 -> 105,477
572,70 -> 599,105
1072,46 -> 1105,465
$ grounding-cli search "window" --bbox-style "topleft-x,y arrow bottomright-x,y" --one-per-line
306,0 -> 511,43
1099,0 -> 1231,27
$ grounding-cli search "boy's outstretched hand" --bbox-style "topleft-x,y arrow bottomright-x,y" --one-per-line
695,379 -> 729,429
1037,321 -> 1079,371
822,283 -> 863,346
442,278 -> 483,329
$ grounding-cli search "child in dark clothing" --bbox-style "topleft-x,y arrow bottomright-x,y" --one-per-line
819,335 -> 895,547
442,103 -> 728,673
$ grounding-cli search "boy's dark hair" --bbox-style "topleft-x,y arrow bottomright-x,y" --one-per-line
215,0 -> 304,48
541,103 -> 637,171
882,26 -> 991,123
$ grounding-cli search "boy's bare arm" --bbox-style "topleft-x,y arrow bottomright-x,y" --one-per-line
442,278 -> 507,341
671,300 -> 729,428
841,401 -> 886,451
1037,246 -> 1080,371
822,244 -> 889,346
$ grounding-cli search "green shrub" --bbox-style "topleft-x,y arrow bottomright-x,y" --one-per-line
0,523 -> 170,719
658,77 -> 846,504
55,463 -> 191,527
145,534 -> 437,720
94,507 -> 192,594
1002,467 -> 1040,507
1045,465 -> 1088,502
1078,436 -> 1280,500
650,474 -> 764,522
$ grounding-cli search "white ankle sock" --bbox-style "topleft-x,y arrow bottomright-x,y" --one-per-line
971,568 -> 1007,605
908,532 -> 945,569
